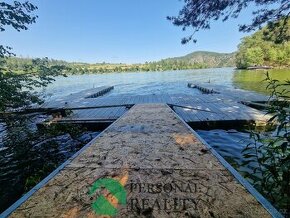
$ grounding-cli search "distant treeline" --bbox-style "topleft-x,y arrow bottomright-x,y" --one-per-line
2,57 -> 220,75
69,60 -> 210,74
236,19 -> 290,69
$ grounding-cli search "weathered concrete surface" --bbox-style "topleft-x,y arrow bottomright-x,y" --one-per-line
10,104 -> 270,218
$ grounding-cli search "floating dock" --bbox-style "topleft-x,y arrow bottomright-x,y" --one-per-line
188,82 -> 269,102
41,86 -> 114,109
40,88 -> 271,127
3,104 -> 279,217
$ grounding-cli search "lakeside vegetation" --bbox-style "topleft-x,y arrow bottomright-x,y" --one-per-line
236,20 -> 290,69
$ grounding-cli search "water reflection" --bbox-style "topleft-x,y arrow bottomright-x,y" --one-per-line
233,69 -> 290,95
196,129 -> 258,179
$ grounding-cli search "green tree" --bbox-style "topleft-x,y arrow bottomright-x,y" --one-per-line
0,58 -> 67,111
235,20 -> 290,68
243,74 -> 290,215
245,47 -> 264,66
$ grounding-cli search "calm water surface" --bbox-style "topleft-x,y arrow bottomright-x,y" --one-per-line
196,129 -> 258,179
233,68 -> 290,95
40,67 -> 289,100
41,68 -> 235,99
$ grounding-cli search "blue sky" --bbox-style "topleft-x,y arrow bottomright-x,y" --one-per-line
2,0 -> 255,63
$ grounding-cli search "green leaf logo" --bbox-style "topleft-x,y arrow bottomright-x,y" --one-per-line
89,178 -> 127,216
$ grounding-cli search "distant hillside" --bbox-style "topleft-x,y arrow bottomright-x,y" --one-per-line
160,51 -> 236,68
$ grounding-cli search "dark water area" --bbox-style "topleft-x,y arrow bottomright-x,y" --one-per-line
195,130 -> 259,180
0,114 -> 100,213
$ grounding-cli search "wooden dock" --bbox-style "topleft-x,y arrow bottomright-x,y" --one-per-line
3,104 -> 279,217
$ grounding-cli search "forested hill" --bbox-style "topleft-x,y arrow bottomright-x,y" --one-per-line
160,51 -> 236,68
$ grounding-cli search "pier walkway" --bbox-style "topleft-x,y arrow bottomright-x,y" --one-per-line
4,104 -> 276,217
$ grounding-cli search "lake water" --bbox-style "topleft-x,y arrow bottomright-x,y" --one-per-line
40,67 -> 289,100
233,68 -> 289,95
41,68 -> 235,99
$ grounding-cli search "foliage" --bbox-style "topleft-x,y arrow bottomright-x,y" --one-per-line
168,0 -> 289,44
0,1 -> 38,57
0,58 -> 68,111
242,73 -> 290,216
161,51 -> 236,68
235,20 -> 290,68
0,1 -> 68,112
263,17 -> 290,44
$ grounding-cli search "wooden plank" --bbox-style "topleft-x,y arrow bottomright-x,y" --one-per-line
133,95 -> 139,104
110,107 -> 126,119
145,95 -> 151,103
173,107 -> 190,122
186,106 -> 208,122
140,95 -> 146,104
144,94 -> 150,103
7,104 -> 273,217
127,95 -> 134,105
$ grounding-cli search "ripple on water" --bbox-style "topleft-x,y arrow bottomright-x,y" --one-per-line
195,129 -> 261,179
